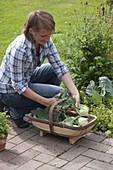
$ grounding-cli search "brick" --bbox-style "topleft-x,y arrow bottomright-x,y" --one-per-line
85,132 -> 106,142
37,134 -> 62,146
7,133 -> 15,140
11,139 -> 37,154
10,149 -> 40,165
87,160 -> 113,170
80,167 -> 94,170
5,142 -> 16,150
82,149 -> 113,163
10,127 -> 27,135
36,164 -> 58,170
2,123 -> 113,170
15,159 -> 43,170
28,126 -> 40,133
78,138 -> 111,152
34,153 -> 55,163
62,155 -> 92,170
102,138 -> 113,146
30,134 -> 41,142
32,143 -> 64,156
0,160 -> 18,170
54,139 -> 73,151
49,157 -> 68,168
8,135 -> 24,145
106,147 -> 113,155
0,150 -> 17,161
59,145 -> 88,161
8,131 -> 37,145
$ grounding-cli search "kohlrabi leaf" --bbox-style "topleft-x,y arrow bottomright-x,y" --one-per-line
90,90 -> 102,104
86,80 -> 96,96
31,108 -> 49,120
60,116 -> 75,126
99,76 -> 113,97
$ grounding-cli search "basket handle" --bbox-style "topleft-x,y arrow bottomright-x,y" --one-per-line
49,98 -> 67,134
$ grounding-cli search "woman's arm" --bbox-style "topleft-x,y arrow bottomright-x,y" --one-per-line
61,72 -> 80,107
22,87 -> 57,106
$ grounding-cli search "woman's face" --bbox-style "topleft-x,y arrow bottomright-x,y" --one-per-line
29,28 -> 52,45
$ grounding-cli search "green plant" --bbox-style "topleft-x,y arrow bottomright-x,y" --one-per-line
85,76 -> 113,106
106,0 -> 113,11
60,2 -> 113,90
82,76 -> 113,136
90,103 -> 113,136
0,112 -> 10,138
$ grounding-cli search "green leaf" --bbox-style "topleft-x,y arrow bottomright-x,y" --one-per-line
31,108 -> 49,120
86,80 -> 96,96
99,76 -> 113,97
90,90 -> 102,104
60,116 -> 75,126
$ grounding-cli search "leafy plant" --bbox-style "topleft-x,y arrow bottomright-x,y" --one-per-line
84,76 -> 113,136
85,76 -> 113,105
0,112 -> 10,138
59,2 -> 113,90
90,103 -> 113,136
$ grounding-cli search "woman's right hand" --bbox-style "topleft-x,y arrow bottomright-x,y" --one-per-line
22,87 -> 58,107
40,97 -> 58,107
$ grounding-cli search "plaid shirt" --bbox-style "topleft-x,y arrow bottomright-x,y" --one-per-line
0,34 -> 68,94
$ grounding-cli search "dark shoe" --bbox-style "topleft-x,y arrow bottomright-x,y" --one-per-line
0,100 -> 5,112
4,106 -> 11,115
10,112 -> 29,128
12,117 -> 30,128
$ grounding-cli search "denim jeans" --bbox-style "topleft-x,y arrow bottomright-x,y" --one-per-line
0,63 -> 63,117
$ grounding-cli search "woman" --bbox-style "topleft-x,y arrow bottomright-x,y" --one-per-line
0,10 -> 80,128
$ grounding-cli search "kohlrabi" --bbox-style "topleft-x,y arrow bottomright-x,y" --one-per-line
77,104 -> 89,116
78,117 -> 88,126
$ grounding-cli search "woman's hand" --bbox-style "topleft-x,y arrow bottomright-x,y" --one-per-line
40,97 -> 58,107
72,94 -> 80,107
61,72 -> 80,107
22,87 -> 58,107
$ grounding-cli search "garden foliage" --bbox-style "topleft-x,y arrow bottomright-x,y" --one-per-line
59,1 -> 113,90
57,1 -> 113,136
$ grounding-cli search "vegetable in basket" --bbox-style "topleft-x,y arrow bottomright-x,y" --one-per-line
78,117 -> 88,126
77,104 -> 89,116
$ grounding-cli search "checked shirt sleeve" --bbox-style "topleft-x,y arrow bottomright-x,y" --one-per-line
47,39 -> 69,79
9,46 -> 28,94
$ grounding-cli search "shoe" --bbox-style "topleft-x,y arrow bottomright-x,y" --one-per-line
0,101 -> 10,115
12,117 -> 30,128
0,100 -> 5,112
10,112 -> 29,128
4,106 -> 11,115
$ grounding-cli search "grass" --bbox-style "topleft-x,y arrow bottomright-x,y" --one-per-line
0,0 -> 105,63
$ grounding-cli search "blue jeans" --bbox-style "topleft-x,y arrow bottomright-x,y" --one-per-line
0,63 -> 63,117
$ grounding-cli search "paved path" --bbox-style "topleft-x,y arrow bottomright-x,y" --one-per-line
1,123 -> 113,170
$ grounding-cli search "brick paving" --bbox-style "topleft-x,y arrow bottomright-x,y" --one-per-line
1,122 -> 113,170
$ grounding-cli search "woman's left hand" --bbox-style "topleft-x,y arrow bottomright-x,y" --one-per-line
72,94 -> 80,107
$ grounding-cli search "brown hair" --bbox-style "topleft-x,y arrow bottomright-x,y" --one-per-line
22,10 -> 55,41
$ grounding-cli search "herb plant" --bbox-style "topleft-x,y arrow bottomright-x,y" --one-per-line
0,112 -> 10,138
90,103 -> 113,136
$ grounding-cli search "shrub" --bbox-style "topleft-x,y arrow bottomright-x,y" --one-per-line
0,112 -> 10,138
90,103 -> 113,136
58,2 -> 113,90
